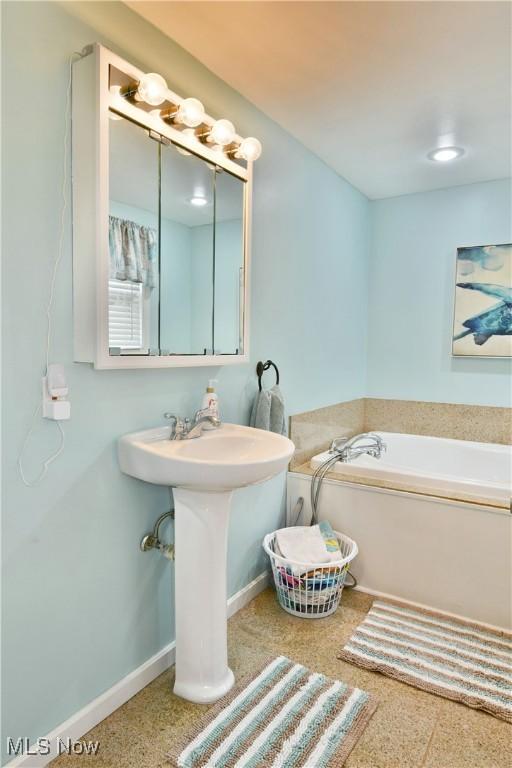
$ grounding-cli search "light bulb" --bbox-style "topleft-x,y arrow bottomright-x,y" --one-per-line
136,73 -> 168,106
428,146 -> 465,163
238,137 -> 262,162
209,119 -> 236,146
176,97 -> 205,128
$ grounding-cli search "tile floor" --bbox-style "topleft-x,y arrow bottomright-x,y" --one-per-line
52,589 -> 511,768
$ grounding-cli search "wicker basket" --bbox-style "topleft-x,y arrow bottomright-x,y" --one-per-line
263,528 -> 358,618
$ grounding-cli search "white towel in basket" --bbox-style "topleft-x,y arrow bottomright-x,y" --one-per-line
275,525 -> 340,564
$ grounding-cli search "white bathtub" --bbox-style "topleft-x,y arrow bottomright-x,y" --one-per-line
288,431 -> 512,628
311,432 -> 511,508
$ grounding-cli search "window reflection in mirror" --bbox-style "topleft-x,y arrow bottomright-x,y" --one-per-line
108,113 -> 160,355
214,168 -> 245,354
160,143 -> 215,355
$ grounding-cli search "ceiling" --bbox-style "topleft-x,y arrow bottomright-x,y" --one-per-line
126,1 -> 511,199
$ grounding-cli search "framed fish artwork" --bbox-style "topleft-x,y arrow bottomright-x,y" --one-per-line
452,243 -> 512,357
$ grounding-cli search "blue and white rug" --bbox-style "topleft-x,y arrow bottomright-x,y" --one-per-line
339,600 -> 512,722
168,656 -> 377,768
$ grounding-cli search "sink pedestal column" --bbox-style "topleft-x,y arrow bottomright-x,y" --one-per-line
173,487 -> 235,703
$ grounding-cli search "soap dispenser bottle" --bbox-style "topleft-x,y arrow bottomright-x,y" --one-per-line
201,379 -> 219,428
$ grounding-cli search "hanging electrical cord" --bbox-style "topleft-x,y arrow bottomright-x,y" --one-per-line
309,448 -> 358,589
18,51 -> 85,487
18,404 -> 65,487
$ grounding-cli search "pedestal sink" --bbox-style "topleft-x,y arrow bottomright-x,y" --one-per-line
118,423 -> 294,703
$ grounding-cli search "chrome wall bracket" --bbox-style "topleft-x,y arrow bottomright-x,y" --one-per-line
140,508 -> 175,558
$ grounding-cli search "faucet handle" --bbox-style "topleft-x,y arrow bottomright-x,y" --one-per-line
330,437 -> 348,454
194,407 -> 210,423
164,413 -> 179,439
369,433 -> 386,453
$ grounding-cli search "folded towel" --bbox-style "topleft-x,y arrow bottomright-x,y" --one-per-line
250,385 -> 287,435
276,525 -> 340,564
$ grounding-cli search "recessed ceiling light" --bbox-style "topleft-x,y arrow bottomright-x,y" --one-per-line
428,146 -> 465,163
189,196 -> 208,207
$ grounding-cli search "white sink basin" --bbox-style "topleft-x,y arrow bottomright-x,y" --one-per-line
118,422 -> 294,704
118,423 -> 294,491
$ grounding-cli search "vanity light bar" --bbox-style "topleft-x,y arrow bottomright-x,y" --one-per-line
124,71 -> 262,162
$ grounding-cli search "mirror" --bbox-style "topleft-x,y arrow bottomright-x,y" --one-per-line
108,115 -> 160,354
108,113 -> 246,357
214,167 -> 245,354
160,143 -> 215,355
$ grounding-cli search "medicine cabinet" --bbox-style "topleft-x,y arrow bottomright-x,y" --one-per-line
72,44 -> 254,368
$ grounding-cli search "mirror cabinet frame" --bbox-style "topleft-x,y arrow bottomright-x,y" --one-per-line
72,44 -> 252,368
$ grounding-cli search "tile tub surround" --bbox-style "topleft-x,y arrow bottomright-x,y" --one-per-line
364,399 -> 512,446
51,589 -> 511,768
289,398 -> 512,468
289,399 -> 366,468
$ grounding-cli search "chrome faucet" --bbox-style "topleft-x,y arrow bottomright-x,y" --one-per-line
164,410 -> 221,440
186,413 -> 221,439
329,432 -> 386,462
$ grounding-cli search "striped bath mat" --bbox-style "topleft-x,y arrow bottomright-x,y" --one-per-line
168,656 -> 377,768
338,600 -> 512,722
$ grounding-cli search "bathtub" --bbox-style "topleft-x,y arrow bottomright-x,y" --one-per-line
310,432 -> 511,508
288,432 -> 512,628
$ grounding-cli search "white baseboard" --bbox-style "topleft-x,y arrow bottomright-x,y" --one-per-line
5,572 -> 269,768
354,583 -> 510,634
227,571 -> 269,617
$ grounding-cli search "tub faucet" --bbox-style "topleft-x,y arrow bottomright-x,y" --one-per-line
330,432 -> 386,462
164,411 -> 221,440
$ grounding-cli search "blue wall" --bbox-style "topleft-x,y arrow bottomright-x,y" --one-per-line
368,179 -> 512,406
1,1 -> 369,759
